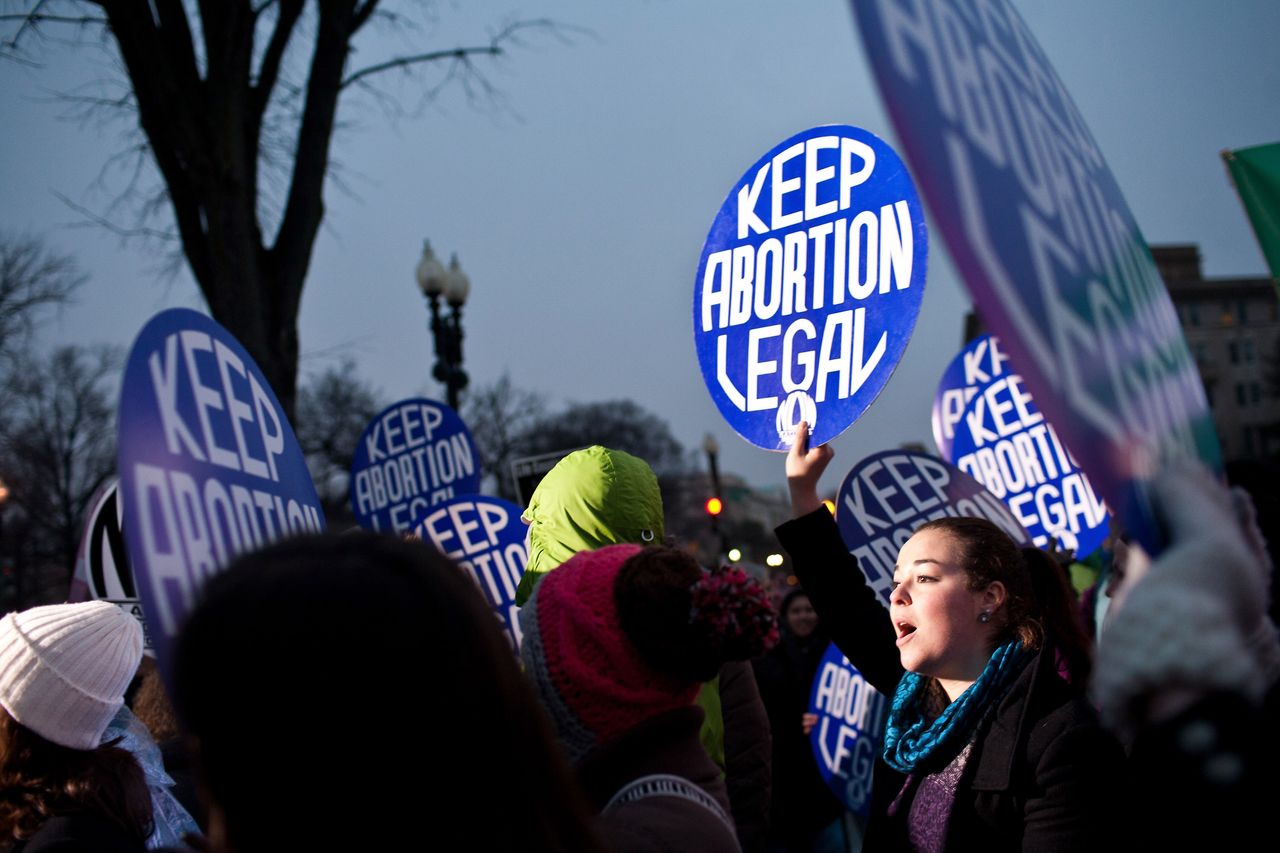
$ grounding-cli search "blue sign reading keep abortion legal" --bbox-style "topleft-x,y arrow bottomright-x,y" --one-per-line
836,449 -> 1033,607
413,495 -> 527,652
851,0 -> 1220,554
808,642 -> 888,817
940,336 -> 1110,557
117,309 -> 325,671
349,398 -> 481,534
693,125 -> 928,450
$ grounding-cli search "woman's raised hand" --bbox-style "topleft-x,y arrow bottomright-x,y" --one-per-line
786,420 -> 833,517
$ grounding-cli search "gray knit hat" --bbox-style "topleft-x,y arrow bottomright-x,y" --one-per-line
0,600 -> 144,749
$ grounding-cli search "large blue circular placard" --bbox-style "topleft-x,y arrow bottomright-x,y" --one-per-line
349,398 -> 482,534
694,125 -> 928,450
117,309 -> 325,671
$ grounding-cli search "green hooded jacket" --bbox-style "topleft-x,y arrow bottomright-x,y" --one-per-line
515,446 -> 664,606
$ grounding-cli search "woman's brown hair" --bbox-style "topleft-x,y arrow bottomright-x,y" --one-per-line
0,708 -> 153,844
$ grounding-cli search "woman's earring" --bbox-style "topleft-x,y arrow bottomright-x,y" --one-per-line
978,611 -> 991,624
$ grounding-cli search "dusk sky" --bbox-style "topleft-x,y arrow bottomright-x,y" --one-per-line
2,0 -> 1277,494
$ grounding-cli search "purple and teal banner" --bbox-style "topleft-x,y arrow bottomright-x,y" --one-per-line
851,0 -> 1220,554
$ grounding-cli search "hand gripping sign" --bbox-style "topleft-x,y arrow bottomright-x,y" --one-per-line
836,449 -> 1033,607
413,495 -> 527,652
851,0 -> 1220,554
349,398 -> 482,534
118,309 -> 325,669
808,642 -> 889,816
69,479 -> 153,653
693,125 -> 928,450
939,335 -> 1110,556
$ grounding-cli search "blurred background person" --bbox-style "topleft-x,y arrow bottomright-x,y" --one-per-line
752,589 -> 847,853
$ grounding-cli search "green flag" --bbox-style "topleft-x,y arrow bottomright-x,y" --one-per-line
1223,143 -> 1280,293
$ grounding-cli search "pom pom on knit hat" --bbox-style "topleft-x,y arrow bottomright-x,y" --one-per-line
0,600 -> 143,749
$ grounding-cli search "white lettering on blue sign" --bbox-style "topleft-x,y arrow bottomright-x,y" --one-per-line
808,646 -> 888,815
350,399 -> 480,534
132,463 -> 322,636
415,496 -> 527,652
694,126 -> 927,450
148,332 -> 284,481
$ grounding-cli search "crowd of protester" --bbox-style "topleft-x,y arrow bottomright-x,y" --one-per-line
0,433 -> 1275,852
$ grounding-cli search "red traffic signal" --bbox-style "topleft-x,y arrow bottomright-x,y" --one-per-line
704,496 -> 724,516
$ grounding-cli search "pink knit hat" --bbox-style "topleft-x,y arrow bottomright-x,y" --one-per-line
0,600 -> 143,749
519,544 -> 700,761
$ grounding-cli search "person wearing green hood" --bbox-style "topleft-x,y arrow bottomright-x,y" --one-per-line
517,446 -> 665,607
517,445 -> 772,851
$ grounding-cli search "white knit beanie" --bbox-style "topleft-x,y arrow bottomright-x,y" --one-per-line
0,600 -> 144,749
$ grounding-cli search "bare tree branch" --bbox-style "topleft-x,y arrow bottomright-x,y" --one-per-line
0,232 -> 86,362
53,191 -> 179,241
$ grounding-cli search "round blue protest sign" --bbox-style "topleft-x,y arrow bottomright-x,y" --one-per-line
349,398 -> 481,534
693,125 -> 928,450
413,495 -> 526,652
949,372 -> 1109,557
836,449 -> 1033,607
117,309 -> 325,670
852,0 -> 1220,554
808,641 -> 889,816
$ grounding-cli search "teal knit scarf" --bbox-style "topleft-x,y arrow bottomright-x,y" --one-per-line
882,641 -> 1032,774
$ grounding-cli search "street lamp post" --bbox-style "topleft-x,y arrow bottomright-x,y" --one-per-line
415,240 -> 471,410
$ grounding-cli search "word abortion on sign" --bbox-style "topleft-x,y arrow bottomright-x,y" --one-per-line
118,309 -> 325,668
694,125 -> 928,450
852,0 -> 1220,554
940,335 -> 1109,556
808,642 -> 888,816
350,399 -> 481,534
68,480 -> 153,653
836,449 -> 1032,606
413,496 -> 527,652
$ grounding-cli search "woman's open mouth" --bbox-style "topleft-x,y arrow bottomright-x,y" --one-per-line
896,621 -> 916,647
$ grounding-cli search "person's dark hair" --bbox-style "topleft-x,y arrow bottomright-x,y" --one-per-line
173,531 -> 602,853
1021,547 -> 1094,687
915,517 -> 1041,650
614,547 -> 778,684
0,709 -> 153,844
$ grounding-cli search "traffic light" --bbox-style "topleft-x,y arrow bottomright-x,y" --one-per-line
704,496 -> 724,516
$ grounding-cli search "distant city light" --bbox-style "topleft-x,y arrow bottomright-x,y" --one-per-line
766,553 -> 784,567
727,548 -> 742,562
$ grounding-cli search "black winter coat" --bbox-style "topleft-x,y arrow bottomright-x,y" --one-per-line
776,509 -> 1123,852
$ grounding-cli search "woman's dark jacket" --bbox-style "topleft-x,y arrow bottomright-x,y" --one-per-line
776,508 -> 1123,852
